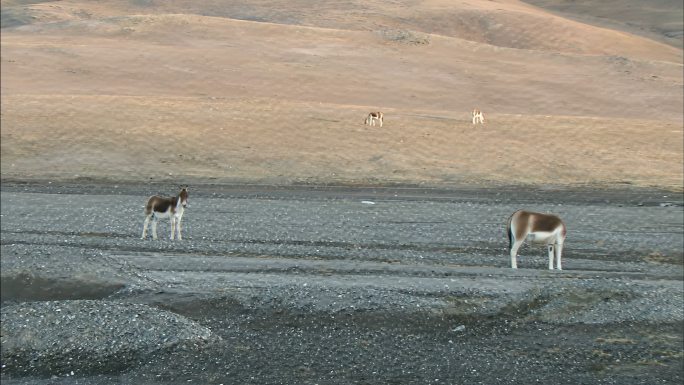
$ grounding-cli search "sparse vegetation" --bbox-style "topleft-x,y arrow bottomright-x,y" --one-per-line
375,28 -> 430,45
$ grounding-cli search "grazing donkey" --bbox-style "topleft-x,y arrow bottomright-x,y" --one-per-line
364,111 -> 384,127
507,209 -> 566,270
472,109 -> 485,124
141,186 -> 189,240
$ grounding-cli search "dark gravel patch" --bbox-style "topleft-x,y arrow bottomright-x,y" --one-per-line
1,300 -> 217,376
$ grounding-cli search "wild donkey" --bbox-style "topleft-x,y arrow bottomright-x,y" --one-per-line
472,109 -> 485,124
141,186 -> 189,240
507,209 -> 566,270
364,111 -> 384,127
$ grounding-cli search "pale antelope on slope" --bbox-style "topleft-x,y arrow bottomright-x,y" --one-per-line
364,111 -> 384,127
141,186 -> 189,240
472,109 -> 485,124
507,209 -> 566,270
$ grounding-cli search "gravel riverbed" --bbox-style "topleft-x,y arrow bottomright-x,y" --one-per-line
1,181 -> 682,384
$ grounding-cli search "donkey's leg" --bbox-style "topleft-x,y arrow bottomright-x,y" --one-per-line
555,242 -> 564,270
151,217 -> 158,240
141,215 -> 151,239
170,217 -> 176,240
510,239 -> 523,269
176,217 -> 183,240
547,244 -> 555,270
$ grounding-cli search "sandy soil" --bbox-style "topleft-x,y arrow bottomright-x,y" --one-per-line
1,0 -> 682,191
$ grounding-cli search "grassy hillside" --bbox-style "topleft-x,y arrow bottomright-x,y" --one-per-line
1,0 -> 682,189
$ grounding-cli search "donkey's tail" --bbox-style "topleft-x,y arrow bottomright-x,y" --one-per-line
506,210 -> 519,251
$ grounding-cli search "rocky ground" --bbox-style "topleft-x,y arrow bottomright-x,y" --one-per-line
1,181 -> 683,384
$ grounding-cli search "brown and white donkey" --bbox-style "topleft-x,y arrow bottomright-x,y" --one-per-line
364,111 -> 384,127
507,209 -> 566,270
141,186 -> 189,240
472,109 -> 485,124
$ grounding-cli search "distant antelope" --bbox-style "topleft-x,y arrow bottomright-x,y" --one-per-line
141,186 -> 189,240
472,109 -> 485,124
507,209 -> 566,270
364,111 -> 384,127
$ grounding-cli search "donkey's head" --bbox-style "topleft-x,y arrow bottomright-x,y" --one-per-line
179,186 -> 189,208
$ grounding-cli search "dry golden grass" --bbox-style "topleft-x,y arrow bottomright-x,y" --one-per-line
1,1 -> 682,190
2,95 -> 682,190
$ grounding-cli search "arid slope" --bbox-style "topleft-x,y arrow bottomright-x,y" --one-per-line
1,0 -> 682,189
